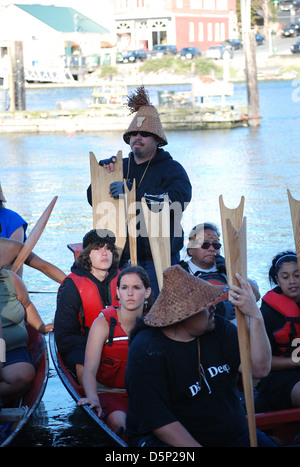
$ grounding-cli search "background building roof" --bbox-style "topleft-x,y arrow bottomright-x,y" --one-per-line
14,4 -> 109,33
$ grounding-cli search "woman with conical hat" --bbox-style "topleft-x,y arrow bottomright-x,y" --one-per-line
125,265 -> 276,447
87,86 -> 192,299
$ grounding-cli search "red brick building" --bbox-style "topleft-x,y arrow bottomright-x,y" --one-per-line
111,0 -> 237,53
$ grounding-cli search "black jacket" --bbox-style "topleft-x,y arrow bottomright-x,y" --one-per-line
87,148 -> 192,260
54,262 -> 118,355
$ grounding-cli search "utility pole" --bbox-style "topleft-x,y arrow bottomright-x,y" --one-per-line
241,0 -> 260,127
262,0 -> 269,39
8,41 -> 26,111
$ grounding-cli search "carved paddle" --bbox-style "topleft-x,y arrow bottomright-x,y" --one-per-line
89,151 -> 126,261
287,189 -> 300,271
124,179 -> 137,266
219,195 -> 257,447
11,196 -> 58,274
141,195 -> 171,291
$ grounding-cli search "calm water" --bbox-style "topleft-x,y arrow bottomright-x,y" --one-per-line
1,79 -> 300,447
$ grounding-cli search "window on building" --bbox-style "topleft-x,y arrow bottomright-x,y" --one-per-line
203,0 -> 214,9
190,0 -> 202,8
137,0 -> 145,6
189,22 -> 195,42
207,22 -> 213,41
118,0 -> 129,7
198,22 -> 204,42
216,0 -> 228,9
176,0 -> 183,7
220,22 -> 225,41
215,23 -> 220,41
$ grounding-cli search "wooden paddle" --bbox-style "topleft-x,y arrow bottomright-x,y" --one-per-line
11,196 -> 58,274
287,189 -> 300,271
141,195 -> 171,291
124,178 -> 137,266
89,151 -> 126,260
219,195 -> 257,447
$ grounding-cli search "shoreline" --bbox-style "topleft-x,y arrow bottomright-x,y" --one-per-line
1,54 -> 299,132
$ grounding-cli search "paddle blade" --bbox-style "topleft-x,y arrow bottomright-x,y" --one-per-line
225,217 -> 256,447
11,196 -> 58,273
141,196 -> 171,291
124,179 -> 137,266
89,151 -> 126,258
219,195 -> 245,284
287,189 -> 300,271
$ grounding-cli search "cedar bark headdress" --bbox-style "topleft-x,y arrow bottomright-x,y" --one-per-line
123,86 -> 168,147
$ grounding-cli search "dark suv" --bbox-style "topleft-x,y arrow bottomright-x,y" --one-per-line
180,47 -> 202,59
147,45 -> 178,59
118,49 -> 147,63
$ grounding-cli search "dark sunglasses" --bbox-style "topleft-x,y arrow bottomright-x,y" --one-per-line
130,131 -> 153,138
201,241 -> 222,250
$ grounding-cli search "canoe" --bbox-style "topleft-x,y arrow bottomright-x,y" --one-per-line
254,407 -> 300,446
0,324 -> 49,447
65,244 -> 300,447
49,332 -> 128,447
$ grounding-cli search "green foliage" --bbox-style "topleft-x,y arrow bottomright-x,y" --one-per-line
139,56 -> 221,77
99,65 -> 118,78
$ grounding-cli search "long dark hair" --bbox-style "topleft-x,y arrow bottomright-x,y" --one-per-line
117,265 -> 154,344
76,241 -> 119,272
268,250 -> 298,285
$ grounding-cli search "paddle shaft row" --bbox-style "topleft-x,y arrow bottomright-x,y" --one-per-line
288,189 -> 300,272
219,195 -> 257,447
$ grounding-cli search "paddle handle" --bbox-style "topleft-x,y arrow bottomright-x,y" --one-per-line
141,195 -> 171,291
226,218 -> 257,447
124,179 -> 137,266
219,197 -> 257,448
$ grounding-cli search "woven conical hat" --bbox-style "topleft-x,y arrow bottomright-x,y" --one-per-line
123,104 -> 167,147
123,86 -> 167,147
144,265 -> 228,327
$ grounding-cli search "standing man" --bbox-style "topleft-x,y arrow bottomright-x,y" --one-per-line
87,86 -> 192,298
125,265 -> 275,447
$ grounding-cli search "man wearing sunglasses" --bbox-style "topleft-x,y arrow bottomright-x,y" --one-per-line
180,223 -> 260,320
87,86 -> 192,298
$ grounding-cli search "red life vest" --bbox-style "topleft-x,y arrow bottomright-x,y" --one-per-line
67,271 -> 119,332
263,289 -> 300,357
96,306 -> 128,389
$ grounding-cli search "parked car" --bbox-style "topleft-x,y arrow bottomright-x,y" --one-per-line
147,45 -> 178,59
205,45 -> 233,59
255,33 -> 265,45
290,41 -> 300,53
293,0 -> 300,10
280,0 -> 294,10
289,23 -> 300,35
223,38 -> 242,50
180,47 -> 202,59
118,49 -> 147,63
281,26 -> 297,37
